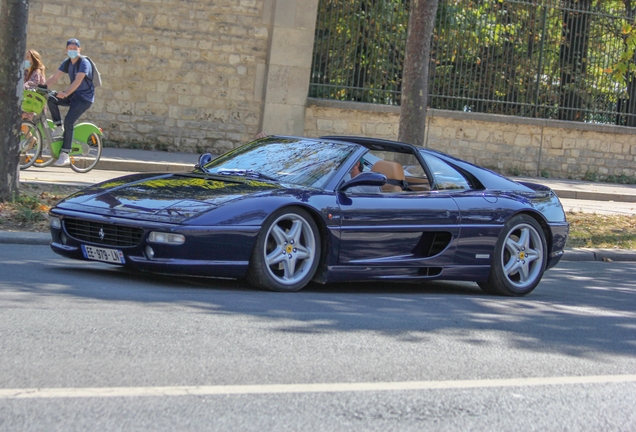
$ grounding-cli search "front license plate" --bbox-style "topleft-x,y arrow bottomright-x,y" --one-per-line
81,245 -> 126,264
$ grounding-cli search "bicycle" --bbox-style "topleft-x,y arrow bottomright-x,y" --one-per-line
19,88 -> 104,173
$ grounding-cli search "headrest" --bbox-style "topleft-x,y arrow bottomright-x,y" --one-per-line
371,160 -> 405,180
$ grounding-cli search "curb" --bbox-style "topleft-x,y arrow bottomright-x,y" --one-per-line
513,177 -> 636,204
0,231 -> 634,262
0,232 -> 50,245
560,247 -> 636,262
552,189 -> 636,203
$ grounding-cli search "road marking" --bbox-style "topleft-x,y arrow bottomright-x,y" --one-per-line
1,375 -> 636,399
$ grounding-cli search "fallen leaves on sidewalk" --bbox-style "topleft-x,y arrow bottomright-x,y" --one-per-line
0,183 -> 81,232
566,212 -> 636,249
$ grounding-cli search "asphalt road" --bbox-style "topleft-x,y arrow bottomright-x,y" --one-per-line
1,244 -> 635,431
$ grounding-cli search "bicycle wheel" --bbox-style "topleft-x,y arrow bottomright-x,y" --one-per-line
34,139 -> 56,167
70,132 -> 102,173
19,121 -> 42,170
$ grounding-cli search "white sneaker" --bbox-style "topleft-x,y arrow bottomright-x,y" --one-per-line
54,152 -> 70,167
51,126 -> 64,138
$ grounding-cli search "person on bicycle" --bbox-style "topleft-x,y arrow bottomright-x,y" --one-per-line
24,49 -> 46,89
23,49 -> 46,121
44,38 -> 95,167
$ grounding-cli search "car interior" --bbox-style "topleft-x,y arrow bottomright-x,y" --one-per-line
370,160 -> 406,192
323,136 -> 473,193
362,150 -> 433,193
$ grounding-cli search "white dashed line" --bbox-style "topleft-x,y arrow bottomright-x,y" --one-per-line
1,374 -> 636,399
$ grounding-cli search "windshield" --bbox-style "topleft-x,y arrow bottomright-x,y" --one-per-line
200,137 -> 357,188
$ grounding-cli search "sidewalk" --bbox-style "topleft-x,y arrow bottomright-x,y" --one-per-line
514,176 -> 636,204
98,148 -> 636,214
95,147 -> 198,172
8,147 -> 636,261
71,147 -> 636,204
100,148 -> 636,202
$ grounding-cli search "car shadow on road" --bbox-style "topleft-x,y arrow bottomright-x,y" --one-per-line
6,258 -> 636,359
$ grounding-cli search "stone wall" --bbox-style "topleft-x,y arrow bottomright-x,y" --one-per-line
304,99 -> 401,140
305,99 -> 636,180
27,0 -> 270,154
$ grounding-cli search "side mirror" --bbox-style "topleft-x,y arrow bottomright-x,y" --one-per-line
340,172 -> 386,191
195,153 -> 213,172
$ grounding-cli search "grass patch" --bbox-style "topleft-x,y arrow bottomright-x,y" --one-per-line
566,212 -> 636,249
0,183 -> 81,232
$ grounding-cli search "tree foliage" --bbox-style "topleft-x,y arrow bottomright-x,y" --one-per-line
310,0 -> 636,125
310,0 -> 410,104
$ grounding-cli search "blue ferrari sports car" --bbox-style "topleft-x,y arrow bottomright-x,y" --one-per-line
49,135 -> 569,296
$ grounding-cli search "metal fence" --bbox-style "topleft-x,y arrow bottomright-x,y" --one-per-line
310,0 -> 636,125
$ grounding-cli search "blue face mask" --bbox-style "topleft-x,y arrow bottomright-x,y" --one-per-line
67,50 -> 79,59
23,60 -> 31,69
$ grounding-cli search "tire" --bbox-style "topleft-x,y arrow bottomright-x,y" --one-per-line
70,132 -> 102,173
247,207 -> 321,292
19,121 -> 42,170
478,214 -> 548,297
34,139 -> 56,167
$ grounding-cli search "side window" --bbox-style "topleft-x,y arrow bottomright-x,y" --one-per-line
366,151 -> 432,193
423,154 -> 472,191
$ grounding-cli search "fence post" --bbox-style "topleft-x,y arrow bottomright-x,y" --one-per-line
260,0 -> 320,136
534,3 -> 549,118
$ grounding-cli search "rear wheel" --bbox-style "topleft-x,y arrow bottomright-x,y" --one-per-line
19,121 -> 42,170
70,133 -> 102,173
247,207 -> 321,292
478,214 -> 547,296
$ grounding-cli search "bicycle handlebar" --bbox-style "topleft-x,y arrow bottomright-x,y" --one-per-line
34,85 -> 57,100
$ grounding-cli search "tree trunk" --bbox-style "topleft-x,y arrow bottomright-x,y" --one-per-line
0,0 -> 28,202
626,77 -> 636,126
398,0 -> 439,147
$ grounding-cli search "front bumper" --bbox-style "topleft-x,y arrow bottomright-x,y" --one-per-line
49,210 -> 259,280
546,221 -> 569,270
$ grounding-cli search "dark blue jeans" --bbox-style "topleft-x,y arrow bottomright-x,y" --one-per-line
47,95 -> 93,153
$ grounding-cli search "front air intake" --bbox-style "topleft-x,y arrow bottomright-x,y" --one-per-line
64,218 -> 143,247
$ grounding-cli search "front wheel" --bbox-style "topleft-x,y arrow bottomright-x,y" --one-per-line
478,214 -> 548,296
70,132 -> 102,173
34,140 -> 56,167
247,207 -> 321,292
19,121 -> 42,170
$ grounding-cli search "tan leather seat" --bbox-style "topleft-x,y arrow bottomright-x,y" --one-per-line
371,160 -> 405,192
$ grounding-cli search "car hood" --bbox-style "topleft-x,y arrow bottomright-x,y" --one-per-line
55,173 -> 281,223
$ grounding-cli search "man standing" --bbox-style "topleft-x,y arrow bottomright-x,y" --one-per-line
45,38 -> 95,167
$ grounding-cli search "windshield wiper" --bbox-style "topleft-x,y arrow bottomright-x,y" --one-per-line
216,169 -> 279,182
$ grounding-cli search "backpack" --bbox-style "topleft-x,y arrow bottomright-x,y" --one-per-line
61,55 -> 102,87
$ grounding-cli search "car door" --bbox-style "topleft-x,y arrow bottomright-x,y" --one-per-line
336,190 -> 461,266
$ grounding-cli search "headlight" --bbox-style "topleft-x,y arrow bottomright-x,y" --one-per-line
148,231 -> 185,245
50,216 -> 61,229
